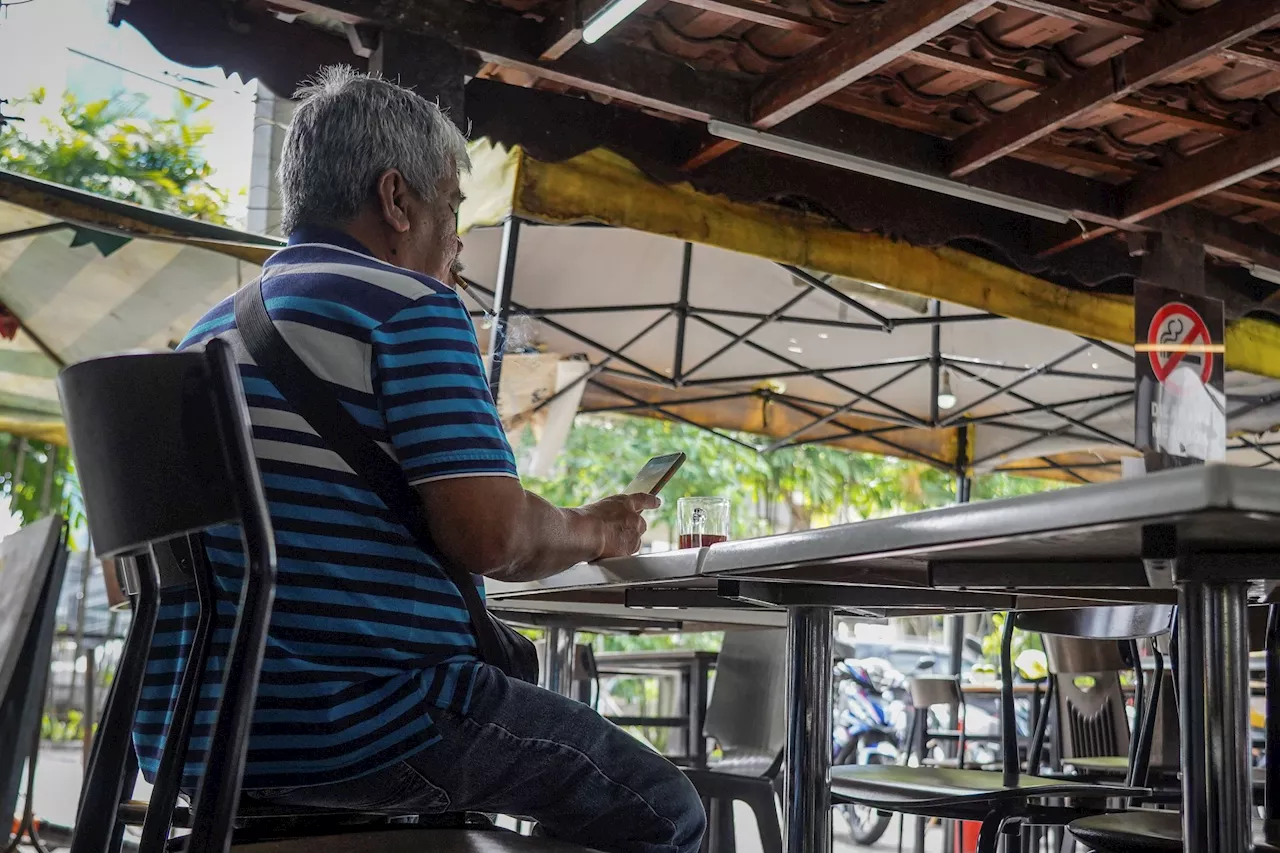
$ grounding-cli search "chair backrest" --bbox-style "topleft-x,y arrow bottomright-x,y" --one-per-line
61,341 -> 275,853
909,675 -> 963,709
1043,637 -> 1130,760
1013,606 -> 1175,641
704,629 -> 788,762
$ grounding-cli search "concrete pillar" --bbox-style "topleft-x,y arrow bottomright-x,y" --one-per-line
247,82 -> 295,237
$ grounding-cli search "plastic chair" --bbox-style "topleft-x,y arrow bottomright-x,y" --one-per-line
831,606 -> 1171,853
909,676 -> 969,770
685,629 -> 786,853
60,342 -> 598,853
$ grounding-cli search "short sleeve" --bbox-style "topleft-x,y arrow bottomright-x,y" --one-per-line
370,293 -> 518,485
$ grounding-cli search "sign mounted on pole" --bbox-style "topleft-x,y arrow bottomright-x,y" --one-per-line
1134,283 -> 1225,468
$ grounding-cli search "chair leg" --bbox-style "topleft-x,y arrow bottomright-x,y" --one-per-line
976,812 -> 1008,853
717,800 -> 737,853
745,789 -> 781,853
915,813 -> 927,852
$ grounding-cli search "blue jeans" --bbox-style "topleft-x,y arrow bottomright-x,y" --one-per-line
247,663 -> 707,853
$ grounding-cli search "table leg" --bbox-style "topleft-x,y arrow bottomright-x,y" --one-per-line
784,606 -> 833,853
541,625 -> 575,697
1178,581 -> 1251,853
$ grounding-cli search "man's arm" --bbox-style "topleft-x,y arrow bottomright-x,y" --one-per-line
418,478 -> 659,582
373,291 -> 657,583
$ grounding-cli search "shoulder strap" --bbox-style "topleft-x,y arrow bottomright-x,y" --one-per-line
232,278 -> 506,665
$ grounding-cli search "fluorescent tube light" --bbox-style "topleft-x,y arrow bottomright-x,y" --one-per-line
583,0 -> 647,43
707,121 -> 1073,225
1251,264 -> 1280,286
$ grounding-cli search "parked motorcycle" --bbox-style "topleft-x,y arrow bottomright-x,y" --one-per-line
832,657 -> 907,846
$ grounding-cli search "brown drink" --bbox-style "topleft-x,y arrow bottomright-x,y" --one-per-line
678,533 -> 728,549
677,497 -> 730,549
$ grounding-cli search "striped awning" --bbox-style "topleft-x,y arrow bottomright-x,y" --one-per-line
0,169 -> 278,443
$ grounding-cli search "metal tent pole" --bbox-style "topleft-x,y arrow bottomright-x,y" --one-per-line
487,216 -> 521,403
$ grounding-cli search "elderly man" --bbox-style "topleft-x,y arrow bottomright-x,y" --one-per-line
132,66 -> 705,853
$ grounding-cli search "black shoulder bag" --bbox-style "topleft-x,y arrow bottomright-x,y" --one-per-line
233,278 -> 539,684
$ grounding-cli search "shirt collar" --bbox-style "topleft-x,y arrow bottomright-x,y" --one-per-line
286,226 -> 376,258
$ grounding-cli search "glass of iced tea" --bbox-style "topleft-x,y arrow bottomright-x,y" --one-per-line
677,497 -> 730,549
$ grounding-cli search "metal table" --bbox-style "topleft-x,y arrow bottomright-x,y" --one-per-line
491,466 -> 1280,853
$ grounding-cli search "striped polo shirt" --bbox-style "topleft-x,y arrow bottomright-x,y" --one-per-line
132,228 -> 518,791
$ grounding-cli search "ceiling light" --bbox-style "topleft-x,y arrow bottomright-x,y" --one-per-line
708,121 -> 1073,225
583,0 -> 647,43
1251,264 -> 1280,286
937,370 -> 957,411
788,345 -> 804,354
818,333 -> 829,340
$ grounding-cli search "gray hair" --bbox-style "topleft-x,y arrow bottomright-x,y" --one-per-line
278,65 -> 470,234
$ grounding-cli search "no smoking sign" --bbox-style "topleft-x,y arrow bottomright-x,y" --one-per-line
1135,283 -> 1225,464
1146,302 -> 1215,384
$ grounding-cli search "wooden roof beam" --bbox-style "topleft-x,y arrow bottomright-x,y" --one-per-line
949,0 -> 1280,177
906,46 -> 1245,137
749,0 -> 995,128
1122,118 -> 1280,222
153,0 -> 1280,272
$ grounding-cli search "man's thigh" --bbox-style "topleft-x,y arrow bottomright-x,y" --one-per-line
410,664 -> 705,853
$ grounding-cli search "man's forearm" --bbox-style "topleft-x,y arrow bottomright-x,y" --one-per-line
486,490 -> 604,582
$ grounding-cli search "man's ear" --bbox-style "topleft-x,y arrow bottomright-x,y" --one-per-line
375,169 -> 412,234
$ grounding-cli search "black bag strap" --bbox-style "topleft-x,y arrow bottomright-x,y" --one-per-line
233,278 -> 507,666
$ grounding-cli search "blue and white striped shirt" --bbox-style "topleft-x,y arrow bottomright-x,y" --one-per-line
133,228 -> 518,791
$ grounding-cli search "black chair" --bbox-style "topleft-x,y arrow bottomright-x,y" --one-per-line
1,516 -> 69,851
1067,603 -> 1280,853
684,629 -> 785,853
61,342 -> 599,853
830,606 -> 1171,853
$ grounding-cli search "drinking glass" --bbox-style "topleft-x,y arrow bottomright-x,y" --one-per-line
677,497 -> 730,549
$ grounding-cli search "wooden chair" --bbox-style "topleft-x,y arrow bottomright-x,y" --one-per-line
60,341 -> 599,853
830,606 -> 1172,853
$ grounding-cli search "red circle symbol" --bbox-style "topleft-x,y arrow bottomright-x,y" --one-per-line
1147,302 -> 1213,384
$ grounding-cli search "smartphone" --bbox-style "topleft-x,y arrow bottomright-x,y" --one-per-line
623,453 -> 686,496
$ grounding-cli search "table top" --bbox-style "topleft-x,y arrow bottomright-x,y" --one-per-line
487,466 -> 1280,614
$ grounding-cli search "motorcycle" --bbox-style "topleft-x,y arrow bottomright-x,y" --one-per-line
832,658 -> 907,846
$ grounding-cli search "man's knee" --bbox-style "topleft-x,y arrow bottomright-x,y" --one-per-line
658,766 -> 706,853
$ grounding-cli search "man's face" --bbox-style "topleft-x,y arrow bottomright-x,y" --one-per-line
397,169 -> 465,285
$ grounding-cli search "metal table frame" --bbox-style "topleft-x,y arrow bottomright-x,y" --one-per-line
490,466 -> 1280,853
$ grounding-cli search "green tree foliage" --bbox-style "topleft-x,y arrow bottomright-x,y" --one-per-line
523,414 -> 1062,538
0,88 -> 230,223
0,435 -> 83,538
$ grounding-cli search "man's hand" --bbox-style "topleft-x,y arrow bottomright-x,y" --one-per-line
580,493 -> 662,560
421,479 -> 661,581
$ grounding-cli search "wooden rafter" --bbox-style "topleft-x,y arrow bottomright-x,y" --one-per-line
949,0 -> 1280,177
749,0 -> 994,127
124,0 -> 1280,273
1123,119 -> 1280,222
905,45 -> 1246,138
1001,0 -> 1280,72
